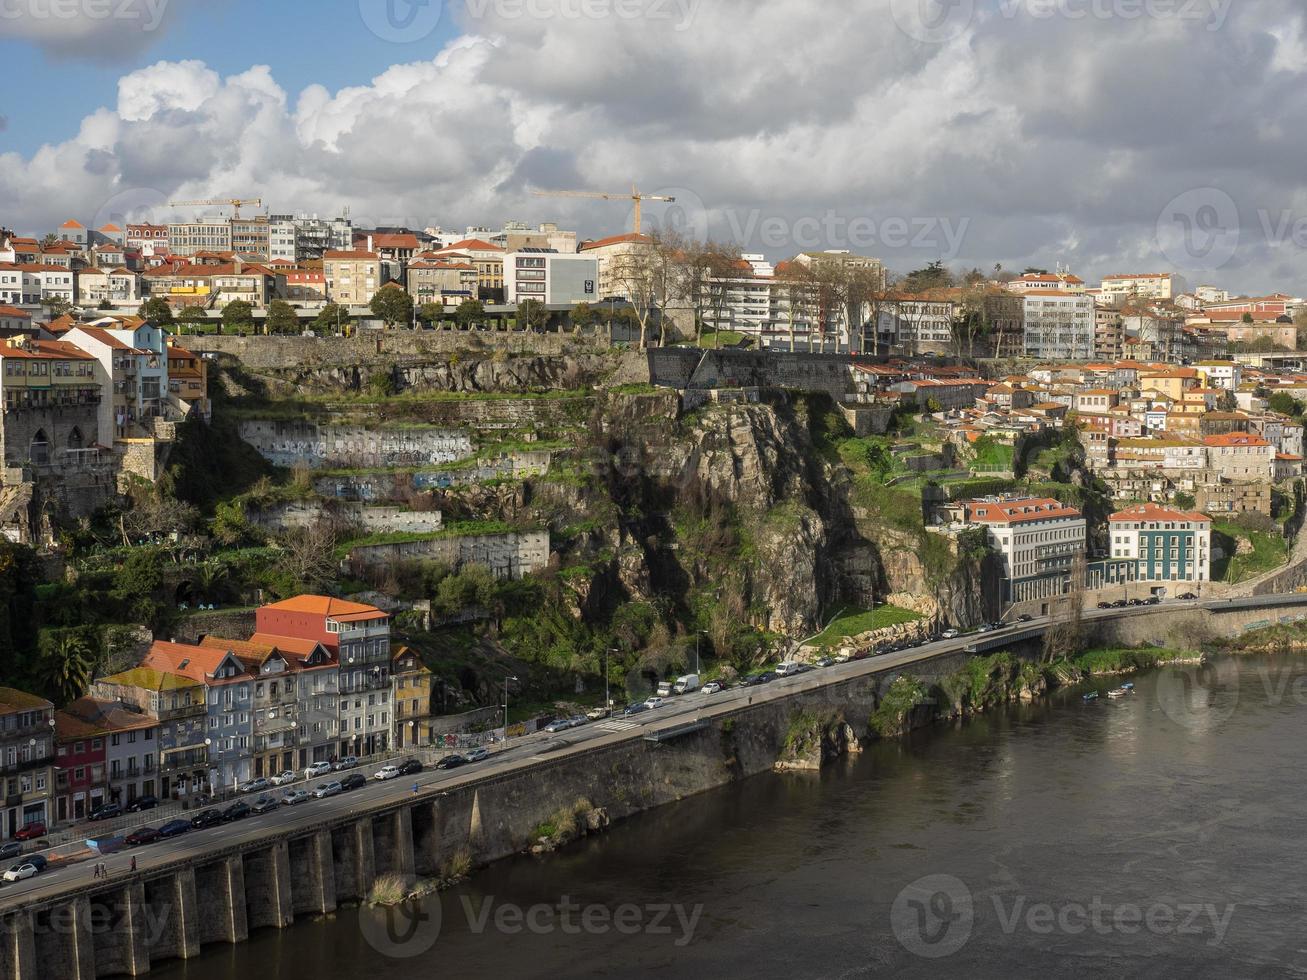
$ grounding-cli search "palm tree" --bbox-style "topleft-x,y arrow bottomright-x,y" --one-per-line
196,561 -> 230,606
37,633 -> 96,705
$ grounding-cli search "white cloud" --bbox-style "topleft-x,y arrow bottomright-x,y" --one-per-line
0,0 -> 184,60
3,0 -> 1307,291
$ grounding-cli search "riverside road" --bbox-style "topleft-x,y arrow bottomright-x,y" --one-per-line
0,594 -> 1292,912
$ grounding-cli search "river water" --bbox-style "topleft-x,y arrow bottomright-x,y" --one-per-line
153,654 -> 1307,979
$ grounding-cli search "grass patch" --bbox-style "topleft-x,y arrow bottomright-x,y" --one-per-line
1071,646 -> 1196,674
1211,521 -> 1287,583
809,605 -> 922,648
869,675 -> 932,738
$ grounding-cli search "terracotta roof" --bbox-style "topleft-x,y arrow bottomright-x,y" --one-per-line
59,219 -> 84,229
0,687 -> 53,715
1110,503 -> 1211,524
260,595 -> 387,619
323,250 -> 379,260
964,497 -> 1083,525
579,233 -> 652,251
1203,433 -> 1272,448
55,697 -> 156,741
371,233 -> 420,250
199,635 -> 279,668
97,667 -> 197,692
142,640 -> 246,684
441,239 -> 503,253
247,632 -> 331,662
0,306 -> 31,319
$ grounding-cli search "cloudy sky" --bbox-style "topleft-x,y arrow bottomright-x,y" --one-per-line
2,0 -> 1306,292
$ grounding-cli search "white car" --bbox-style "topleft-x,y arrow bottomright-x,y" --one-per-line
644,697 -> 667,709
941,629 -> 961,640
269,771 -> 296,786
3,863 -> 37,882
702,682 -> 723,695
374,765 -> 402,781
304,761 -> 332,779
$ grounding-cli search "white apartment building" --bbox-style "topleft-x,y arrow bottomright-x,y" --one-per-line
878,296 -> 958,355
1023,292 -> 1095,360
1007,272 -> 1086,294
1099,273 -> 1180,304
504,250 -> 598,306
1196,361 -> 1242,391
1201,433 -> 1276,481
269,215 -> 354,263
956,497 -> 1087,604
166,219 -> 233,257
1109,503 -> 1211,584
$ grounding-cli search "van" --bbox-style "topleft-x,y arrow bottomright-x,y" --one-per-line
775,662 -> 801,677
656,680 -> 674,697
673,674 -> 701,694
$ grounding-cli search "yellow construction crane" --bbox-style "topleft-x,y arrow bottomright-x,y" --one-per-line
531,184 -> 675,235
167,198 -> 264,219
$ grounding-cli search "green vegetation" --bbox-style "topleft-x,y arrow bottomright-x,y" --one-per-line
808,605 -> 921,648
1070,646 -> 1198,674
1211,518 -> 1287,583
869,675 -> 932,738
970,435 -> 1015,472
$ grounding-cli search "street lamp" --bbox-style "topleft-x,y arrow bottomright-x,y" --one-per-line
694,630 -> 708,674
605,649 -> 617,714
503,675 -> 518,740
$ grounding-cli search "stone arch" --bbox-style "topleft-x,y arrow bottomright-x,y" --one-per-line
67,426 -> 84,451
29,429 -> 49,465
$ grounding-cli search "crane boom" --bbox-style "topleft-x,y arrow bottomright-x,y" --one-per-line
531,184 -> 675,235
167,198 -> 264,219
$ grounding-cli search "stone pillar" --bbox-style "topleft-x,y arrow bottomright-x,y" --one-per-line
290,830 -> 337,918
195,855 -> 248,946
145,868 -> 201,964
373,807 -> 415,879
35,897 -> 94,980
411,801 -> 441,878
92,881 -> 150,977
333,818 -> 377,902
243,841 -> 294,930
0,910 -> 36,980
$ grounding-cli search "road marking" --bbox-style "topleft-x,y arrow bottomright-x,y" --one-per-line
596,720 -> 639,733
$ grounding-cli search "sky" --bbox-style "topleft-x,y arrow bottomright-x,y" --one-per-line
2,0 -> 1307,293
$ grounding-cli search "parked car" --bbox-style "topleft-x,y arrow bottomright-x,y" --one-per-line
3,863 -> 38,882
333,756 -> 359,772
13,823 -> 46,841
1146,596 -> 1161,605
125,795 -> 158,814
158,819 -> 191,838
126,826 -> 161,847
1128,598 -> 1145,606
251,796 -> 280,815
1111,599 -> 1128,609
269,771 -> 297,786
339,773 -> 367,791
1178,592 -> 1198,601
222,801 -> 252,822
544,719 -> 571,733
941,629 -> 961,640
88,804 -> 121,822
644,696 -> 667,709
755,671 -> 776,684
0,842 -> 21,860
304,761 -> 332,779
190,809 -> 223,829
586,707 -> 612,720
26,855 -> 46,873
621,703 -> 650,718
1097,602 -> 1113,610
702,681 -> 724,695
434,754 -> 467,770
238,778 -> 270,795
313,782 -> 342,799
463,748 -> 489,764
815,657 -> 835,668
1018,614 -> 1034,622
374,765 -> 402,781
281,790 -> 311,806
398,759 -> 425,775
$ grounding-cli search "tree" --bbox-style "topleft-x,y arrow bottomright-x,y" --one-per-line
221,300 -> 255,335
176,306 -> 210,334
42,296 -> 73,320
36,629 -> 98,706
138,297 -> 174,327
280,521 -> 340,593
570,301 -> 597,334
417,302 -> 445,329
1216,390 -> 1239,413
1269,391 -> 1303,418
901,260 -> 954,293
97,299 -> 114,310
1042,553 -> 1086,663
313,303 -> 352,335
454,299 -> 485,331
517,298 -> 549,333
112,547 -> 166,627
265,299 -> 299,335
369,285 -> 414,329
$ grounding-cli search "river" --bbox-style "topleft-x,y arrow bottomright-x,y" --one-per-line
152,653 -> 1307,979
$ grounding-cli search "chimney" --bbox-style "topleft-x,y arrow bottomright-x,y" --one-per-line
367,235 -> 374,253
233,257 -> 243,275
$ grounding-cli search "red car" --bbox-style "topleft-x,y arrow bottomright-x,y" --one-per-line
13,823 -> 45,842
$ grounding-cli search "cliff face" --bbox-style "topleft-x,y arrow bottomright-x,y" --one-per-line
549,392 -> 993,637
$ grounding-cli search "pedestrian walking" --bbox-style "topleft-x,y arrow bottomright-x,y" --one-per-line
411,782 -> 419,796
93,863 -> 100,880
130,856 -> 137,872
